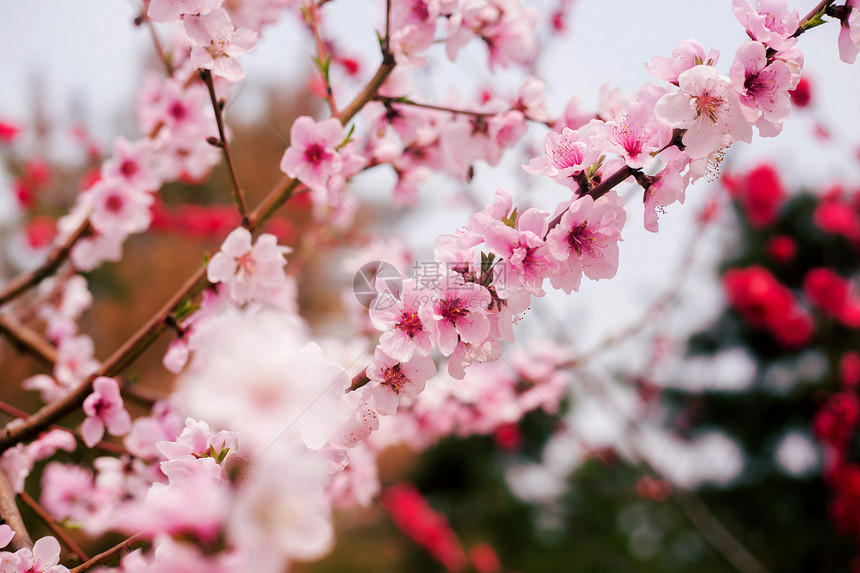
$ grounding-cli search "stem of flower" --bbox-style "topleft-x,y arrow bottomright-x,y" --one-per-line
199,69 -> 250,225
19,491 -> 89,563
68,532 -> 146,573
0,218 -> 91,308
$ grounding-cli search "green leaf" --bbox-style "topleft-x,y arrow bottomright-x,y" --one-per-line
338,123 -> 357,150
501,207 -> 518,229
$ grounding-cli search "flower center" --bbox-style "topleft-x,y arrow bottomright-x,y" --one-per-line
568,222 -> 598,257
436,295 -> 469,324
396,309 -> 424,338
552,139 -> 586,170
383,364 -> 409,394
693,91 -> 725,123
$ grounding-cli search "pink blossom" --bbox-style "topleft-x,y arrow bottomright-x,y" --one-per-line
334,388 -> 380,447
102,137 -> 161,193
228,445 -> 334,570
730,41 -> 794,137
207,227 -> 291,305
431,272 -> 492,357
88,179 -> 154,237
153,125 -> 221,182
185,9 -> 258,82
732,0 -> 799,52
654,65 -> 752,159
838,1 -> 860,64
148,0 -> 221,23
0,429 -> 76,493
0,525 -> 12,549
280,116 -> 345,193
646,39 -> 719,85
12,536 -> 69,573
644,149 -> 689,232
483,208 -> 557,296
545,191 -> 626,293
41,462 -> 116,535
81,376 -> 132,447
524,125 -> 601,187
370,278 -> 436,362
367,349 -> 436,415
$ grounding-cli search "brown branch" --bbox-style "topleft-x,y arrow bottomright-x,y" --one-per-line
18,491 -> 89,563
377,96 -> 554,127
0,266 -> 209,451
200,69 -> 250,224
0,312 -> 59,366
0,471 -> 31,550
0,218 -> 91,308
69,532 -> 146,573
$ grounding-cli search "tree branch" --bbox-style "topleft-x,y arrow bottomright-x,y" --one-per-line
0,218 -> 90,308
69,532 -> 146,573
19,491 -> 89,563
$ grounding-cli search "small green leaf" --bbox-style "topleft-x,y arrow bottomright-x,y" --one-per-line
338,123 -> 357,150
501,207 -> 518,229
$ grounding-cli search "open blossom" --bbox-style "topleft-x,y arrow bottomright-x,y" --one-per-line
731,41 -> 794,137
88,179 -> 154,238
367,348 -> 436,415
732,0 -> 799,52
646,39 -> 719,85
545,191 -> 626,294
654,65 -> 753,159
148,0 -> 221,23
524,125 -> 601,187
280,116 -> 345,193
370,277 -> 436,362
102,137 -> 161,192
8,536 -> 70,573
207,227 -> 291,305
483,208 -> 557,296
82,376 -> 132,447
185,8 -> 258,82
431,272 -> 492,361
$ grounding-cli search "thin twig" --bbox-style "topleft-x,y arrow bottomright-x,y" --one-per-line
69,532 -> 146,573
200,69 -> 250,224
0,218 -> 91,308
306,2 -> 340,117
0,312 -> 59,366
377,96 -> 554,127
19,491 -> 89,563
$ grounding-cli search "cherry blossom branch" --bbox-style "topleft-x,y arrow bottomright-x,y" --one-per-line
200,69 -> 250,224
0,312 -> 59,367
18,491 -> 89,563
68,532 -> 146,573
0,266 -> 208,450
0,472 -> 31,550
376,96 -> 554,127
0,55 -> 401,452
0,218 -> 91,308
544,165 -> 637,237
140,2 -> 174,77
794,0 -> 836,37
